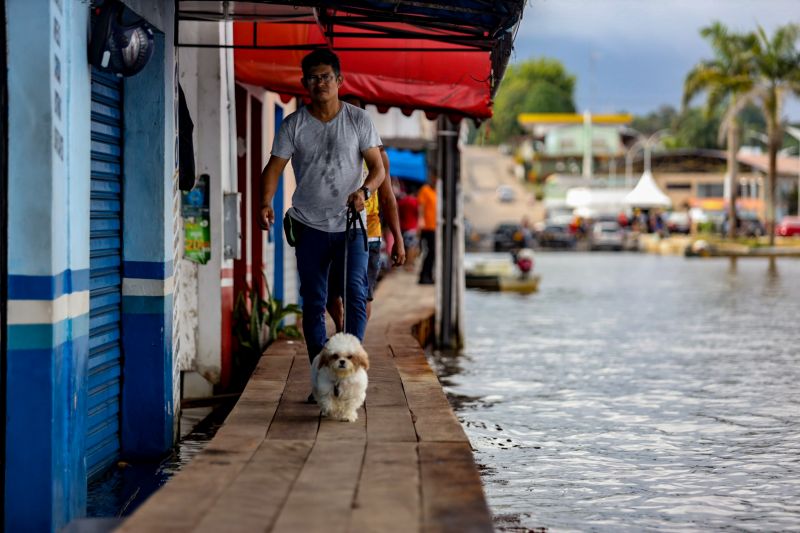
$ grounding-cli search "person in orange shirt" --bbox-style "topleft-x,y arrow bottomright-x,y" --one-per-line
417,175 -> 437,285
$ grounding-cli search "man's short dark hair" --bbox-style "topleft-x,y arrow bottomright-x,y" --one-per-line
301,49 -> 341,78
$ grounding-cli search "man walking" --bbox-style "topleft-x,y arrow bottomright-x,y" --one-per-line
258,49 -> 385,365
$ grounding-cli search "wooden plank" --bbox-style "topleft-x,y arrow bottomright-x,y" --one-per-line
282,356 -> 313,399
222,399 -> 280,438
401,379 -> 452,412
366,406 -> 417,443
389,343 -> 426,358
350,442 -> 420,533
400,380 -> 467,443
238,380 -> 285,404
419,442 -> 493,533
193,440 -> 314,533
251,354 -> 294,381
263,339 -> 305,357
364,354 -> 408,408
410,408 -> 468,443
266,356 -> 321,441
271,440 -> 366,533
366,362 -> 403,379
362,334 -> 391,351
317,407 -> 367,442
365,376 -> 408,408
117,437 -> 263,532
394,358 -> 437,380
266,399 -> 320,441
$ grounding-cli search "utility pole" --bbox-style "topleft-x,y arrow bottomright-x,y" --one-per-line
582,110 -> 593,178
436,116 -> 464,350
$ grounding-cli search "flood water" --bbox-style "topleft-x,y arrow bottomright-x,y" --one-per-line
432,252 -> 800,532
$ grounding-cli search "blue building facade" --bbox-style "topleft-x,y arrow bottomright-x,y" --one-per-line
3,1 -> 178,530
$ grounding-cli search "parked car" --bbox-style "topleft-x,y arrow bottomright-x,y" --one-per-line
722,212 -> 765,237
737,212 -> 765,237
493,223 -> 530,252
496,184 -> 516,203
590,222 -> 624,251
666,211 -> 691,234
538,223 -> 576,249
776,216 -> 800,237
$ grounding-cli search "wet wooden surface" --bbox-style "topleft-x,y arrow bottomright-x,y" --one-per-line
117,270 -> 493,533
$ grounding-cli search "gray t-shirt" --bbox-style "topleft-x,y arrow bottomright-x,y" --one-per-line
271,102 -> 382,232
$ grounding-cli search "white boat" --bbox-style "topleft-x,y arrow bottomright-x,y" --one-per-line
465,250 -> 540,294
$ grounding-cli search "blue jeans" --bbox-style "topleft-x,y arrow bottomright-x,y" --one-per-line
295,225 -> 368,362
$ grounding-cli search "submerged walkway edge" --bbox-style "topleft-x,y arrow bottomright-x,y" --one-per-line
117,271 -> 493,533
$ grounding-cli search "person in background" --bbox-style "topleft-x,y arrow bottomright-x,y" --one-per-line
396,183 -> 420,271
417,174 -> 437,285
326,95 -> 406,332
520,215 -> 535,249
617,210 -> 629,228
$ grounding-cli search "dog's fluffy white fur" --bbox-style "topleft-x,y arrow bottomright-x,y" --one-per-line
311,333 -> 369,422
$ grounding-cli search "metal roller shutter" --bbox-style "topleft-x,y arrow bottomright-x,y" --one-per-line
87,67 -> 123,480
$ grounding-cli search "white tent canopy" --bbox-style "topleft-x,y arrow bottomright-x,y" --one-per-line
624,171 -> 672,208
566,187 -> 631,218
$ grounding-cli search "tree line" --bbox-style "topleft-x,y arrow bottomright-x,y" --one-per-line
684,22 -> 800,243
479,22 -> 800,243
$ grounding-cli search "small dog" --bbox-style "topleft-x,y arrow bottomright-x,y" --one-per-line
311,333 -> 369,422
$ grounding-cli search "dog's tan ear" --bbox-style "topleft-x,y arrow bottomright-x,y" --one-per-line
322,350 -> 339,368
317,348 -> 331,368
354,349 -> 369,371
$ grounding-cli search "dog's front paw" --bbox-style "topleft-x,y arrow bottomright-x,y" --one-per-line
343,412 -> 358,423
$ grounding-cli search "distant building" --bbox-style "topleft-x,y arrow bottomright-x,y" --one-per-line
647,149 -> 799,221
541,149 -> 800,223
516,113 -> 632,181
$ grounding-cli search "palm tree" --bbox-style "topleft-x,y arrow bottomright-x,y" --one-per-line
720,23 -> 800,245
683,22 -> 756,239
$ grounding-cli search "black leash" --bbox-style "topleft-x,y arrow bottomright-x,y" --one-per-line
342,205 -> 368,332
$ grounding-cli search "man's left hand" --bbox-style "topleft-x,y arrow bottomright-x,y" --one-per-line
348,188 -> 366,212
391,240 -> 406,266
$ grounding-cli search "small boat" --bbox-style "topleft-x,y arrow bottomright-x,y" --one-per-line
465,249 -> 540,294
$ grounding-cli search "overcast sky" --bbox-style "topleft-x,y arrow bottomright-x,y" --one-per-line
513,0 -> 800,120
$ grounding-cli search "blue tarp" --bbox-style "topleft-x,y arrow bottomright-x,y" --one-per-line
385,147 -> 427,183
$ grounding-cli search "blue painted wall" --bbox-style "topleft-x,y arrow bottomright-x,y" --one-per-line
4,0 -> 178,529
5,0 -> 91,530
120,24 -> 177,457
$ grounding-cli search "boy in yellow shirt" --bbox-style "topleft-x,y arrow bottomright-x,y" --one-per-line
327,97 -> 405,330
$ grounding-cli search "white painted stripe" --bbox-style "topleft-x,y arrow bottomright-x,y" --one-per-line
221,278 -> 234,288
7,291 -> 90,325
122,276 -> 175,297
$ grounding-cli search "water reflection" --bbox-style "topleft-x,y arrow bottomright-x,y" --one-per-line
431,252 -> 800,532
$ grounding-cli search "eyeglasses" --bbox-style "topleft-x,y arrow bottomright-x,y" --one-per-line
305,73 -> 336,85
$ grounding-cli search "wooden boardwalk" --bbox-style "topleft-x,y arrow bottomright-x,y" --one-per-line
117,271 -> 493,533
